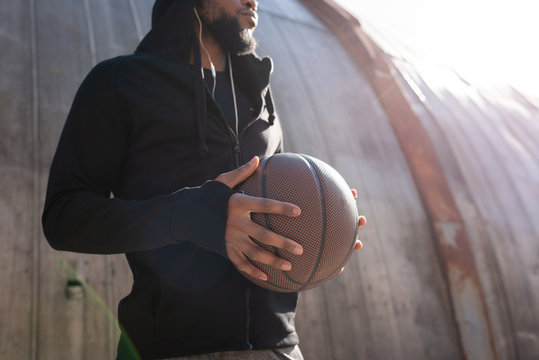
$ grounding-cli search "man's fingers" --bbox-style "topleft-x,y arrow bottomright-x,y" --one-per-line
242,237 -> 293,270
248,222 -> 303,255
227,245 -> 268,281
355,216 -> 366,251
358,215 -> 366,230
227,235 -> 296,279
225,190 -> 303,279
239,195 -> 301,217
215,156 -> 259,188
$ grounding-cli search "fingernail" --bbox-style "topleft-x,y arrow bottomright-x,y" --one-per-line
281,263 -> 291,271
249,156 -> 257,164
259,274 -> 267,281
294,246 -> 303,255
293,207 -> 301,216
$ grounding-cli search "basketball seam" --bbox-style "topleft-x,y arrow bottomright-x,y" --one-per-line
305,233 -> 358,287
305,206 -> 360,289
296,154 -> 327,291
261,155 -> 279,259
259,155 -> 304,291
276,154 -> 323,289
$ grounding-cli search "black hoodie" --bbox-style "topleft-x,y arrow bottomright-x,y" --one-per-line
41,0 -> 298,358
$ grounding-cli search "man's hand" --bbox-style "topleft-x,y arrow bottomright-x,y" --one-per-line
339,188 -> 367,274
216,156 -> 303,281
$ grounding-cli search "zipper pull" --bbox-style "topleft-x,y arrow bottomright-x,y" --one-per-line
233,142 -> 241,167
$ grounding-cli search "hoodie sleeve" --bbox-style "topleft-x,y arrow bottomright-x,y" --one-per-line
41,58 -> 234,257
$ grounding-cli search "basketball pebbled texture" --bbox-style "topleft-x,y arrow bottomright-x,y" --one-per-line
238,153 -> 359,292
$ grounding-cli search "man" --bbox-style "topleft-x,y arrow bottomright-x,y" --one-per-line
42,0 -> 366,359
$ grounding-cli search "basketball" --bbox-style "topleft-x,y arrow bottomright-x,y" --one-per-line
238,153 -> 359,292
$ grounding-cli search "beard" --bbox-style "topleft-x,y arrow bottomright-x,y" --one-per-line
198,4 -> 257,55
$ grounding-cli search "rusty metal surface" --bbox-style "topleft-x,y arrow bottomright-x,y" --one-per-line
299,0 -> 500,359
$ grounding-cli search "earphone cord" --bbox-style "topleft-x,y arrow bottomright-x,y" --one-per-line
228,52 -> 239,136
194,8 -> 216,98
193,8 -> 238,137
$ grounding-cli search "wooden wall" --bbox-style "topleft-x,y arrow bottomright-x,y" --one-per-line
1,1 -> 152,358
1,0 -> 537,359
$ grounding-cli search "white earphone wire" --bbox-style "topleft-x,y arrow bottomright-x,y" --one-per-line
193,9 -> 238,137
193,7 -> 216,97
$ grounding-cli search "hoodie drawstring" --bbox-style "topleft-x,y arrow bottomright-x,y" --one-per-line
192,34 -> 209,157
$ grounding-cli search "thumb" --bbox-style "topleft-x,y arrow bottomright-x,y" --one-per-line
215,156 -> 259,188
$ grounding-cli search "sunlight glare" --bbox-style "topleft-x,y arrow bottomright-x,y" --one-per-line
336,0 -> 539,98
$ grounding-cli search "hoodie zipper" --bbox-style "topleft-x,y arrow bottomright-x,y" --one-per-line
207,91 -> 263,169
206,94 -> 261,350
221,114 -> 254,350
245,283 -> 253,350
228,117 -> 260,168
226,124 -> 241,168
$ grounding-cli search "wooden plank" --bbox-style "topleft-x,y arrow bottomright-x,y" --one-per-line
256,13 -> 331,157
131,0 -> 154,39
259,1 -> 326,31
295,288 -> 334,360
89,0 -> 143,60
35,0 -> 113,358
0,1 -> 36,359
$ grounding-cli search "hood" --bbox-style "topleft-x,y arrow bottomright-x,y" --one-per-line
136,0 -> 276,157
137,0 -> 195,63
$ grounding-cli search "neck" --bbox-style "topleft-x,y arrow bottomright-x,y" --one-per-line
192,16 -> 227,71
201,31 -> 227,71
